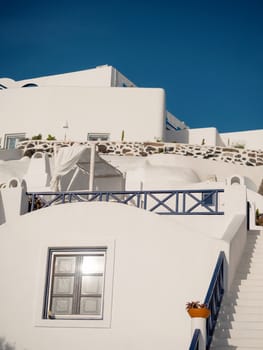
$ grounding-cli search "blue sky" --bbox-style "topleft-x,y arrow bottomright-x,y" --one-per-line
0,0 -> 262,133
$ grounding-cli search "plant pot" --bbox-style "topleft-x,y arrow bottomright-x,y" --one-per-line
187,308 -> 211,318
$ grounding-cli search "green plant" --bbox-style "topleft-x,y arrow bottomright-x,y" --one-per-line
232,142 -> 245,149
46,134 -> 56,141
186,301 -> 208,310
256,208 -> 260,219
121,130 -> 125,142
32,133 -> 42,140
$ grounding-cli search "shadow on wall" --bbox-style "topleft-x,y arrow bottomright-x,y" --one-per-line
0,193 -> 6,225
0,338 -> 16,350
165,128 -> 189,143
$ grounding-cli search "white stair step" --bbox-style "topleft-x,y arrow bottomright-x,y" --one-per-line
215,328 -> 263,338
239,256 -> 263,262
244,243 -> 263,247
245,241 -> 263,246
241,253 -> 263,260
239,262 -> 263,268
218,312 -> 263,322
213,337 -> 263,347
223,298 -> 263,306
226,295 -> 263,303
243,248 -> 263,254
223,292 -> 263,302
216,320 -> 263,330
228,291 -> 263,299
229,285 -> 263,293
240,256 -> 263,262
239,261 -> 263,267
219,305 -> 263,314
235,272 -> 263,279
244,241 -> 263,246
233,279 -> 263,286
211,347 -> 263,350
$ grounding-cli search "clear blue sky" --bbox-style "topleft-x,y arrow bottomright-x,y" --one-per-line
1,0 -> 262,133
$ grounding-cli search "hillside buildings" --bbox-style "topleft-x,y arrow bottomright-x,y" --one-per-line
0,66 -> 263,350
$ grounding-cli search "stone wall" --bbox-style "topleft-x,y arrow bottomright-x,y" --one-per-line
17,140 -> 263,167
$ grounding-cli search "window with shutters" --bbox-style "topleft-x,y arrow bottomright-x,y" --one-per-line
43,248 -> 106,320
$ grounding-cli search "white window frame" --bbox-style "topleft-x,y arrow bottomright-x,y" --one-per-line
44,248 -> 106,320
4,133 -> 26,149
35,241 -> 115,328
87,133 -> 110,141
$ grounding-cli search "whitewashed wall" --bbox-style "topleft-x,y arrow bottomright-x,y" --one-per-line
0,149 -> 23,161
0,87 -> 165,144
0,177 -> 250,350
221,129 -> 263,150
166,127 -> 263,151
0,201 -> 226,350
166,127 -> 225,146
105,154 -> 263,191
3,65 -> 113,88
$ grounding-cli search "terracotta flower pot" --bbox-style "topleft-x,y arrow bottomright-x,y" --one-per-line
187,308 -> 211,318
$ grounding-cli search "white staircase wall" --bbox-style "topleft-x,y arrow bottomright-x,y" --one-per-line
211,229 -> 263,349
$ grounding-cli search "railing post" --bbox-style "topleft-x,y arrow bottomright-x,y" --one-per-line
191,318 -> 206,350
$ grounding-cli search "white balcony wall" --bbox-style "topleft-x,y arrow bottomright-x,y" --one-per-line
0,182 -> 249,350
221,129 -> 263,150
0,201 -> 224,350
17,65 -> 113,88
166,127 -> 225,146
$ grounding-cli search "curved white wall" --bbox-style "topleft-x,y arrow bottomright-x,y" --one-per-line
0,202 -> 225,350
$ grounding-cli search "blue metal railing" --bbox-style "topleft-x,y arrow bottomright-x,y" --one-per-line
189,251 -> 225,350
27,189 -> 224,215
189,329 -> 201,350
204,251 -> 225,349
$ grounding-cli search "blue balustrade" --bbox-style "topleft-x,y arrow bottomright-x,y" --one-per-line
27,189 -> 224,215
189,251 -> 225,350
189,329 -> 201,350
204,251 -> 225,349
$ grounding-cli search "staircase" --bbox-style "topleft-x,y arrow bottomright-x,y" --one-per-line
211,229 -> 263,349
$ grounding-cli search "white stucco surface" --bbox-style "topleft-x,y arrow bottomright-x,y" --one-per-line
149,154 -> 262,190
0,65 -> 259,350
0,87 -> 165,143
0,201 -> 226,350
0,158 -> 30,185
167,127 -> 263,150
221,129 -> 263,150
167,127 -> 225,146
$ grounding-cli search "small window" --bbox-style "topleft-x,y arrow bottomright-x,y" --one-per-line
4,133 -> 26,149
43,247 -> 107,320
202,192 -> 215,206
87,133 -> 110,141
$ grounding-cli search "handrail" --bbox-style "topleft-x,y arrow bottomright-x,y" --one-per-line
26,189 -> 224,215
189,251 -> 225,350
204,251 -> 225,349
189,329 -> 201,350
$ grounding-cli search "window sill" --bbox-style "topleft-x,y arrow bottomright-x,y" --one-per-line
35,317 -> 111,328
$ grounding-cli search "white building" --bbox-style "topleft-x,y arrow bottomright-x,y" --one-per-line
0,65 -> 186,149
0,67 -> 263,350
